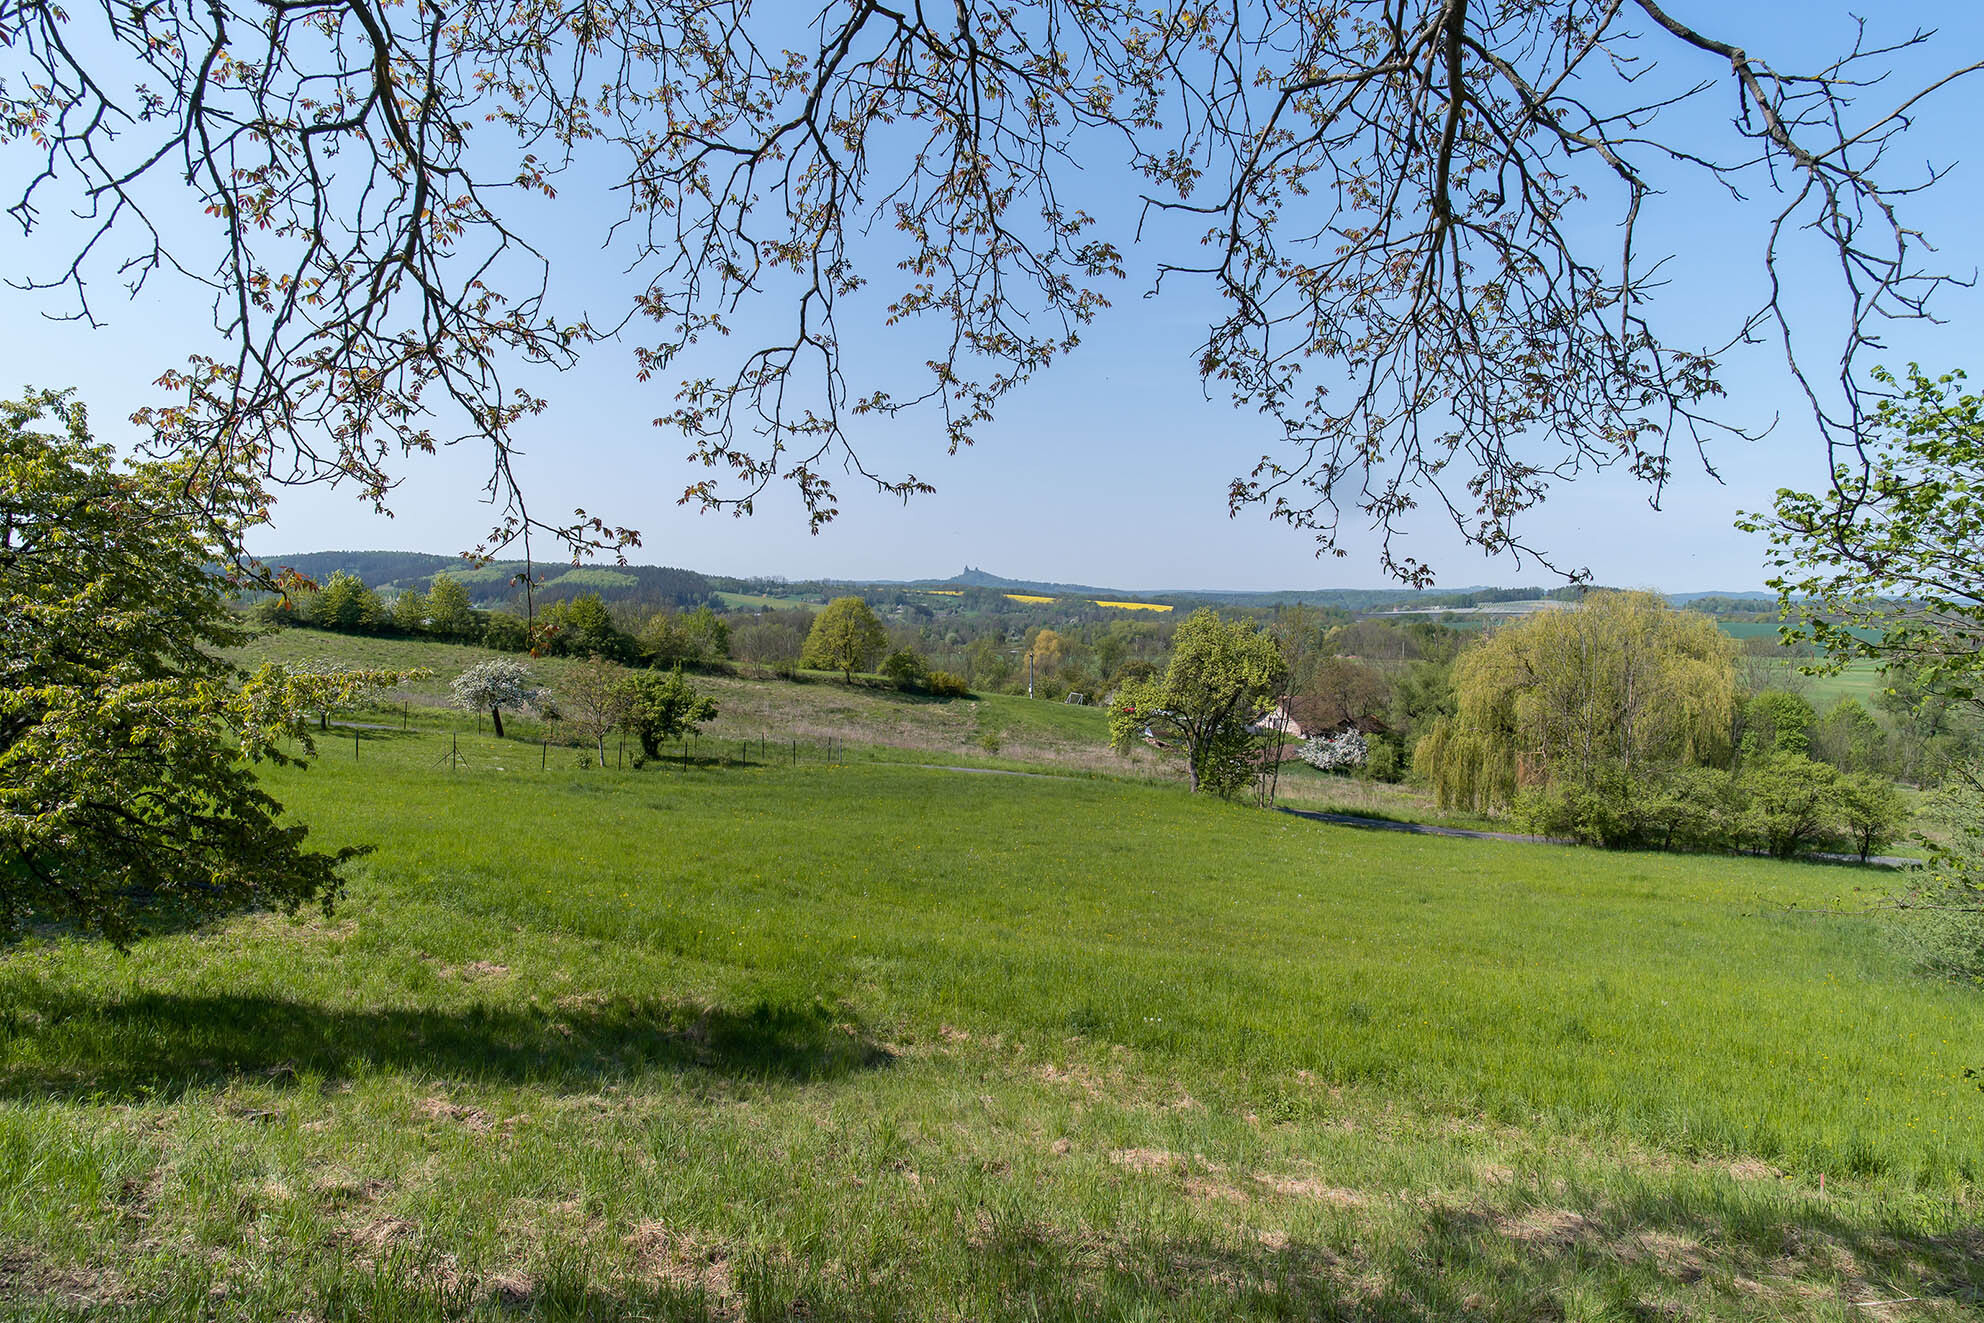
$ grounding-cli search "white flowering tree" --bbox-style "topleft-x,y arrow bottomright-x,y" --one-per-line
1299,729 -> 1369,775
450,659 -> 547,738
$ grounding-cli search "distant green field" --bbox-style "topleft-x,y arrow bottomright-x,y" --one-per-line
714,590 -> 821,609
1803,660 -> 1893,709
1713,620 -> 1786,640
542,568 -> 637,591
1,732 -> 1976,1319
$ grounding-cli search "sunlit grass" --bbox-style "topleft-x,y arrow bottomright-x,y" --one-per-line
0,727 -> 1977,1318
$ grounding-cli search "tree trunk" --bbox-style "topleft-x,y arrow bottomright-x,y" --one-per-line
490,705 -> 505,738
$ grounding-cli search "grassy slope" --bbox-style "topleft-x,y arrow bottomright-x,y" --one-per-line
0,731 -> 1978,1319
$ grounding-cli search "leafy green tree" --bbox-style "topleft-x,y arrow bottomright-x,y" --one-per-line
426,573 -> 477,639
622,667 -> 718,762
1810,697 -> 1890,775
1740,754 -> 1845,859
880,649 -> 931,691
1418,591 -> 1734,813
294,660 -> 431,731
1108,609 -> 1286,797
1836,772 -> 1909,863
542,591 -> 629,658
1744,366 -> 1984,710
481,611 -> 529,651
640,605 -> 730,667
449,658 -> 546,738
390,586 -> 428,633
0,389 -> 376,946
311,570 -> 382,631
802,597 -> 887,681
1739,690 -> 1815,759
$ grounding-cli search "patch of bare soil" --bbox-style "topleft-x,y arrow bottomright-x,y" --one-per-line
482,1269 -> 535,1309
1726,1157 -> 1782,1181
0,1245 -> 126,1307
1498,1207 -> 1604,1250
341,1216 -> 419,1259
413,1096 -> 494,1132
1251,1173 -> 1368,1207
1108,1147 -> 1181,1175
625,1222 -> 738,1304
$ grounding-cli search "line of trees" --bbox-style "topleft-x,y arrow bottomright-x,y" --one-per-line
1405,591 -> 1915,859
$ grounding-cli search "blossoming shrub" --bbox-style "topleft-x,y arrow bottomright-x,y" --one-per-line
1298,729 -> 1369,773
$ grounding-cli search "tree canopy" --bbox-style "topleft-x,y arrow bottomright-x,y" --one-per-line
3,3 -> 1976,578
1110,608 -> 1286,796
0,390 -> 385,946
1742,366 -> 1984,709
802,598 -> 888,681
450,659 -> 548,738
1417,591 -> 1734,812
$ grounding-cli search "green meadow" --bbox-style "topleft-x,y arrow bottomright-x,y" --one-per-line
1,716 -> 1979,1319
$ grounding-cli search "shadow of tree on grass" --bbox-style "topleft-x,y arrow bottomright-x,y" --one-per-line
0,989 -> 890,1102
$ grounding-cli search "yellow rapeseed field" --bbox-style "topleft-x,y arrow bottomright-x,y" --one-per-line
1004,593 -> 1056,604
1092,600 -> 1173,612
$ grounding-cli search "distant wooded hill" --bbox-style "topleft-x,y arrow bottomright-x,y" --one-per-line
258,551 -> 1778,617
261,551 -> 717,610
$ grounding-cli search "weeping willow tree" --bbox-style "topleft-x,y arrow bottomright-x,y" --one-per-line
1417,592 -> 1735,813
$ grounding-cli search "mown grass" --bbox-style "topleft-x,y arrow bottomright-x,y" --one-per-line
0,729 -> 1979,1319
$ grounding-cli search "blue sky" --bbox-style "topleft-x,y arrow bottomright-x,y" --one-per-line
2,2 -> 1979,592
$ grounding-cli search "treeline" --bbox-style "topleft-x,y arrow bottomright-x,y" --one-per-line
1409,591 -> 1966,858
258,551 -> 717,612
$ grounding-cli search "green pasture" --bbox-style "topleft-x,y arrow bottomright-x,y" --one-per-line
713,591 -> 822,610
0,727 -> 1978,1319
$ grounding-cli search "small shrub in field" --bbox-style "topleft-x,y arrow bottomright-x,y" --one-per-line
621,667 -> 718,762
927,670 -> 971,698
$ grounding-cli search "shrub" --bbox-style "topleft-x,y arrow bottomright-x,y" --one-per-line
1517,764 -> 1741,851
1739,753 -> 1846,858
1363,738 -> 1403,783
1515,766 -> 1661,848
621,666 -> 718,762
1837,772 -> 1909,862
482,611 -> 529,651
880,648 -> 932,691
927,670 -> 971,698
1297,728 -> 1368,773
1895,774 -> 1984,981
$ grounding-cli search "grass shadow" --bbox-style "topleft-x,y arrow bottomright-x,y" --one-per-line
0,989 -> 891,1102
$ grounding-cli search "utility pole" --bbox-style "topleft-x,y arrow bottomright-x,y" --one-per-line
1027,650 -> 1034,700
